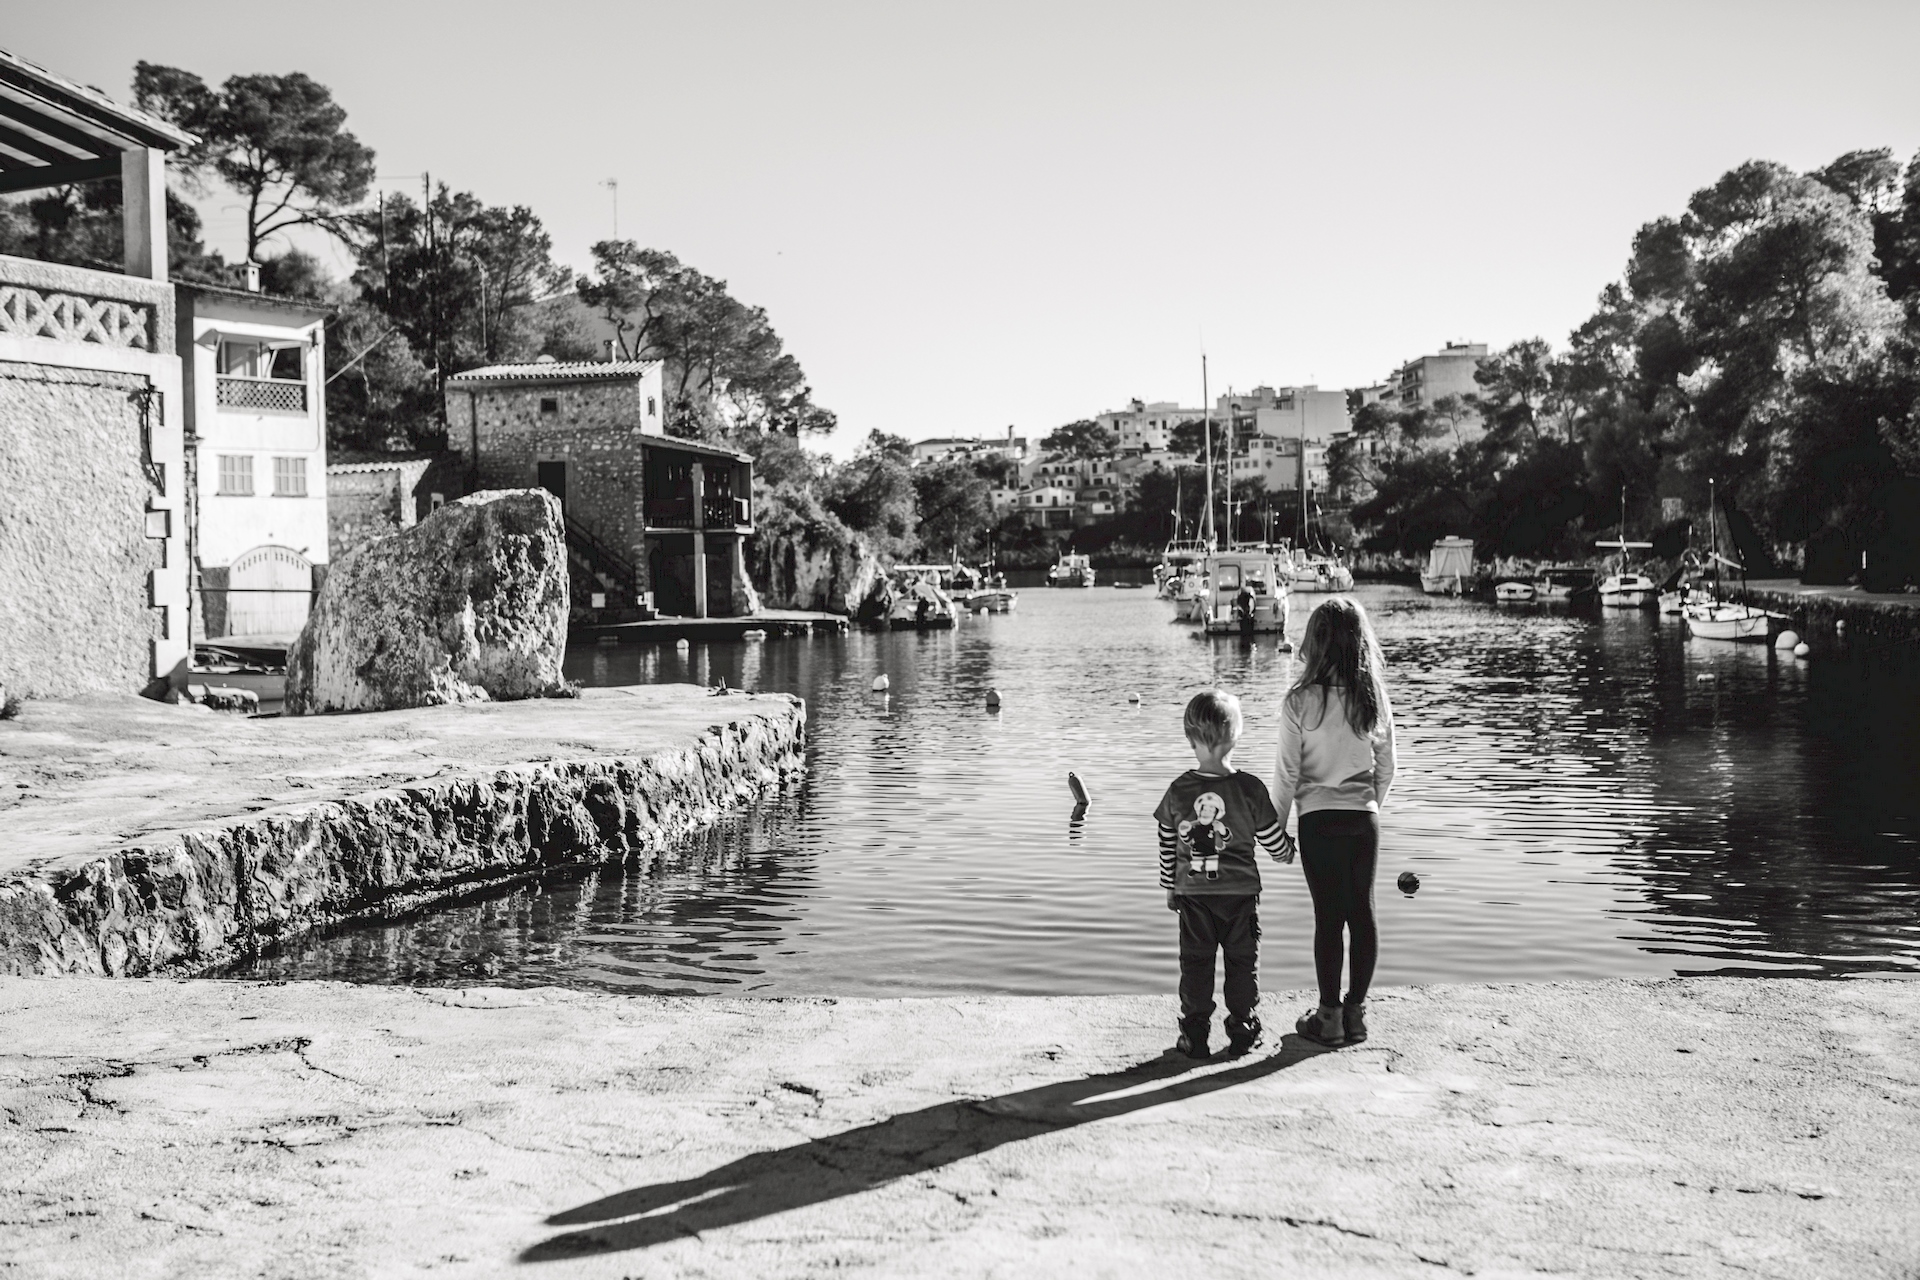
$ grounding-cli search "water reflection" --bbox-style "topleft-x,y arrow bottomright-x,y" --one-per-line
232,586 -> 1920,994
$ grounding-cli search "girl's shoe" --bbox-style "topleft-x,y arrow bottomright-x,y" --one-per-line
1295,1004 -> 1346,1047
1342,1000 -> 1369,1044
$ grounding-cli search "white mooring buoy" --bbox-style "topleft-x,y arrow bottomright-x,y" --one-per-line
1794,642 -> 1810,657
1127,692 -> 1141,704
871,674 -> 891,693
985,688 -> 1001,709
1774,629 -> 1800,651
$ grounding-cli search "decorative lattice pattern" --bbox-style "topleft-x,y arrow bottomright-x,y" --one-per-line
0,284 -> 154,350
217,377 -> 307,413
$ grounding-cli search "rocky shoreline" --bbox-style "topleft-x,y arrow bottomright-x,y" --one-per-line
0,686 -> 804,978
1,976 -> 1913,1278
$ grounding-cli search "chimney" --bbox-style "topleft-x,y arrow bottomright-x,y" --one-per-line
605,339 -> 618,362
243,261 -> 261,293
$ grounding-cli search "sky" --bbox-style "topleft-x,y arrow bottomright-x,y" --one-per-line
13,1 -> 1920,456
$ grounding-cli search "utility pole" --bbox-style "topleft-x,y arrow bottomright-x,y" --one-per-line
601,178 -> 619,239
424,172 -> 442,427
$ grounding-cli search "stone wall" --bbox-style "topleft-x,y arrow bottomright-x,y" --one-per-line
449,381 -> 651,583
326,455 -> 463,562
0,694 -> 806,977
0,361 -> 167,696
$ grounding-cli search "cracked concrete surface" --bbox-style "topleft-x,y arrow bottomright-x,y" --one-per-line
0,976 -> 1915,1278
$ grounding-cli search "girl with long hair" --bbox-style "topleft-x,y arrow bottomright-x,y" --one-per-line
1273,597 -> 1397,1046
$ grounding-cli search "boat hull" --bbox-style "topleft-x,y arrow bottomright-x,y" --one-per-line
1684,607 -> 1770,642
960,590 -> 1016,613
1420,573 -> 1466,596
1494,582 -> 1536,602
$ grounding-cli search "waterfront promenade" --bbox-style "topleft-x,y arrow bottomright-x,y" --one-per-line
2,976 -> 1913,1277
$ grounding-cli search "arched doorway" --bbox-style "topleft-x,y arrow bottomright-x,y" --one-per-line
226,545 -> 314,637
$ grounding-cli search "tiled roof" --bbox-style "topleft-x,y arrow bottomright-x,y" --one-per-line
449,359 -> 659,383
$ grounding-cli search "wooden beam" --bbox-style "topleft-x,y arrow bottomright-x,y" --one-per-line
0,154 -> 119,195
122,148 -> 167,281
0,117 -> 80,165
0,87 -> 123,158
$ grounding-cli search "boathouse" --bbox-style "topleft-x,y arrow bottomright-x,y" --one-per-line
0,49 -> 194,697
175,282 -> 330,640
444,359 -> 759,618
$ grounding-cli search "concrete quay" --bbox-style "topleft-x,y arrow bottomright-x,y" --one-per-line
1741,579 -> 1920,645
0,686 -> 804,978
1,976 -> 1914,1279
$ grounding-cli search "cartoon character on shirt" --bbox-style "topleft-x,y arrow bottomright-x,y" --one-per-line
1177,791 -> 1230,881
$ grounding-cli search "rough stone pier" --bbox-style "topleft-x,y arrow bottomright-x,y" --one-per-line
0,977 -> 1913,1278
0,686 -> 804,977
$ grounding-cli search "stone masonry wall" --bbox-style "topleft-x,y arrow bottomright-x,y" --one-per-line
0,696 -> 806,977
449,381 -> 650,592
0,361 -> 166,697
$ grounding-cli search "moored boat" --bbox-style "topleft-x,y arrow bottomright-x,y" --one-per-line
1199,551 -> 1290,636
1047,553 -> 1095,588
1288,551 -> 1356,593
1494,580 -> 1536,602
1599,572 -> 1659,608
1683,600 -> 1770,641
1420,537 -> 1475,595
1534,564 -> 1597,600
887,573 -> 958,629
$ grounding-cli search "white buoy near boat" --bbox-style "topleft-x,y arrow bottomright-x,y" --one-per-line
985,688 -> 1001,709
871,674 -> 891,692
1836,619 -> 1847,632
1067,772 -> 1090,806
1696,673 -> 1714,683
1127,692 -> 1140,704
1774,629 -> 1799,651
675,638 -> 690,652
1795,642 -> 1811,657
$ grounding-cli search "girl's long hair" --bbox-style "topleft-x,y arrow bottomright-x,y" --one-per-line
1288,596 -> 1386,736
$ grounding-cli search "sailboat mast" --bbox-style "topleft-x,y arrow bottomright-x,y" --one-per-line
1708,477 -> 1719,602
1299,400 -> 1308,550
1618,485 -> 1628,573
1202,354 -> 1215,548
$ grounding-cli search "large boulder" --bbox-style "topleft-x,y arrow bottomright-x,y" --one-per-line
285,490 -> 569,715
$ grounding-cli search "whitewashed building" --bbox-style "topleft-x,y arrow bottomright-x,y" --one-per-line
177,283 -> 330,639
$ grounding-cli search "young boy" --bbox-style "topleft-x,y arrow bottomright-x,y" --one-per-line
1154,689 -> 1294,1058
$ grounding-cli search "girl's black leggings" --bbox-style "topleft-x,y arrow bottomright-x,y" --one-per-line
1298,809 -> 1379,1007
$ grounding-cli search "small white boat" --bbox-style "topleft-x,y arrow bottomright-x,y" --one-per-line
1199,552 -> 1290,635
1683,600 -> 1770,642
1494,580 -> 1536,602
1047,553 -> 1095,588
1288,552 -> 1356,593
887,576 -> 957,630
1155,538 -> 1212,599
1599,572 -> 1659,608
1420,537 -> 1475,595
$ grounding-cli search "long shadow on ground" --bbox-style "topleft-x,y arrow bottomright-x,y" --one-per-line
521,1036 -> 1327,1262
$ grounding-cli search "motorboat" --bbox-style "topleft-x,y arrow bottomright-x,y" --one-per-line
1199,552 -> 1290,635
1169,563 -> 1210,621
1494,580 -> 1537,602
1047,553 -> 1095,588
1155,538 -> 1212,599
1599,572 -> 1659,608
1420,537 -> 1475,595
939,563 -> 1017,612
1288,551 -> 1355,593
887,574 -> 957,630
1534,564 -> 1597,600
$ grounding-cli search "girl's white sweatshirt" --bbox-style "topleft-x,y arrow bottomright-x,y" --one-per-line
1272,682 -> 1397,823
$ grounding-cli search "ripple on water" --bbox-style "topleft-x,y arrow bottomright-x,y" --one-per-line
231,585 -> 1920,993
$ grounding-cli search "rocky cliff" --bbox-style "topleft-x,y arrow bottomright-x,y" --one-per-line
749,485 -> 886,616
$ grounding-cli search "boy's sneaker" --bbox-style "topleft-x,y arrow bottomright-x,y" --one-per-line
1295,1004 -> 1346,1047
1225,1015 -> 1263,1055
1176,1019 -> 1211,1059
1342,1000 -> 1369,1044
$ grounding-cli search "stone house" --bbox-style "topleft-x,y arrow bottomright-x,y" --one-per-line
444,359 -> 758,618
0,50 -> 193,697
325,452 -> 462,562
175,283 -> 331,640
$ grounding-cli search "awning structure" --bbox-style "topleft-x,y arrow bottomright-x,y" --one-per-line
0,48 -> 195,196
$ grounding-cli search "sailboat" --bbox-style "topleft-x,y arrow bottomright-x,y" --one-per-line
1596,487 -> 1657,608
1683,480 -> 1773,642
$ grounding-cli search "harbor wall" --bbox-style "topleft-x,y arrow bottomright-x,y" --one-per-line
0,692 -> 805,978
1740,581 -> 1920,646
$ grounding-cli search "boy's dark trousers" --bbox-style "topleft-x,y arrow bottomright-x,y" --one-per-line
1176,893 -> 1260,1036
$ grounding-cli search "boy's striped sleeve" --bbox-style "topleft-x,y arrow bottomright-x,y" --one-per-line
1256,819 -> 1286,857
1157,822 -> 1178,888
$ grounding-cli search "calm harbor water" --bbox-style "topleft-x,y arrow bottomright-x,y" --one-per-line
234,584 -> 1920,996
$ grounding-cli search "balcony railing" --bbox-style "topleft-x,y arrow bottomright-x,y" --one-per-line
217,376 -> 307,413
0,280 -> 156,350
704,496 -> 751,528
646,496 -> 695,529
